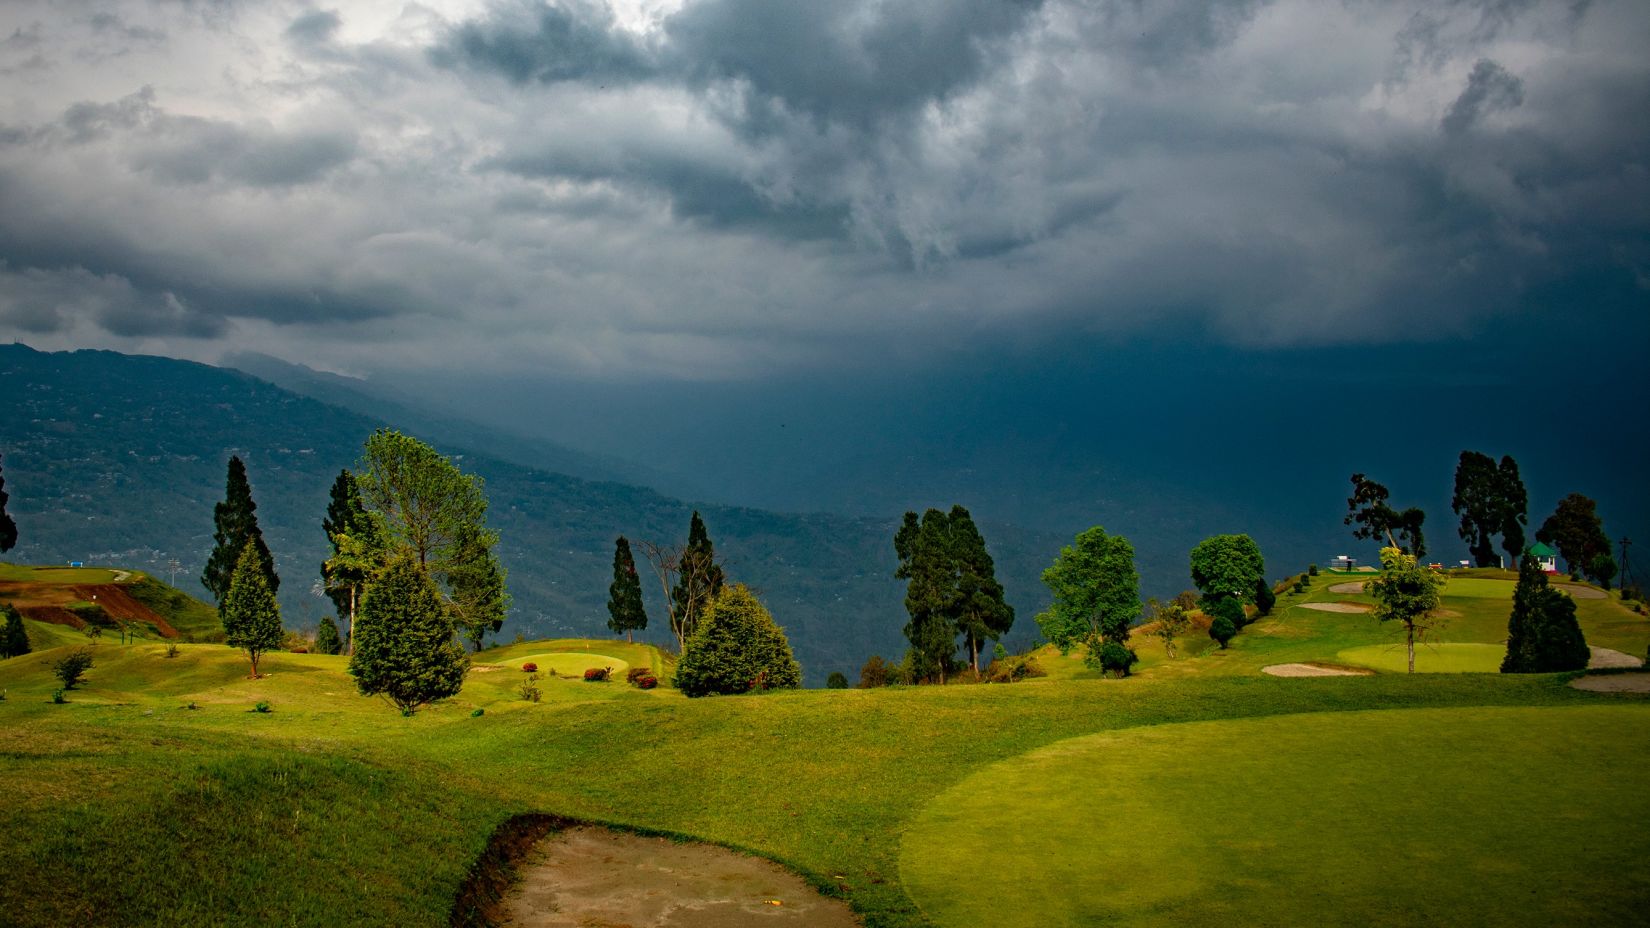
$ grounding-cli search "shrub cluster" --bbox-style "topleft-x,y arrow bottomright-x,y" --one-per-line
521,662 -> 538,673
982,655 -> 1046,683
583,666 -> 611,682
674,585 -> 801,698
825,671 -> 849,689
624,666 -> 658,689
518,673 -> 542,702
858,654 -> 902,687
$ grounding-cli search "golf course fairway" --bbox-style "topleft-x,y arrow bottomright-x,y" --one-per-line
900,705 -> 1650,927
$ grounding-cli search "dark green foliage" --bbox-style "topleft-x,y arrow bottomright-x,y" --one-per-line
982,654 -> 1046,683
203,456 -> 277,604
3,603 -> 32,658
448,522 -> 509,652
858,654 -> 898,687
221,541 -> 284,678
606,536 -> 648,642
674,584 -> 801,697
1037,525 -> 1140,670
671,511 -> 725,645
0,451 -> 17,552
52,647 -> 94,688
826,671 -> 849,689
1345,473 -> 1427,557
1253,579 -> 1276,616
315,615 -> 343,655
349,556 -> 469,714
1537,493 -> 1610,581
1453,451 -> 1530,567
1206,595 -> 1246,631
321,470 -> 372,620
1588,553 -> 1617,591
1188,534 -> 1265,604
1502,556 -> 1590,673
950,506 -> 1015,674
1208,615 -> 1236,649
895,510 -> 961,684
1307,564 -> 1318,576
1096,641 -> 1138,678
1497,457 -> 1528,567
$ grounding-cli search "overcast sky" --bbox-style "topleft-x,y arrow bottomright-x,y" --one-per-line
1,0 -> 1645,382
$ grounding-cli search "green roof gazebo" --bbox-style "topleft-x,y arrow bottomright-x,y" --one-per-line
1526,542 -> 1558,573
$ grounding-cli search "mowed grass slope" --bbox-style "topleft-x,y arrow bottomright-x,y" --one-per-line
4,627 -> 1648,928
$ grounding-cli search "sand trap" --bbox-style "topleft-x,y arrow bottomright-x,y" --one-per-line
1262,663 -> 1372,677
498,827 -> 858,928
1299,602 -> 1369,614
1555,584 -> 1607,600
1588,647 -> 1644,669
1571,672 -> 1650,693
1327,581 -> 1368,594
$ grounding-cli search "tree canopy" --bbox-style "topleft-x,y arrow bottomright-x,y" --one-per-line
1501,555 -> 1589,673
221,540 -> 283,678
670,511 -> 725,646
893,505 -> 1013,681
673,584 -> 801,697
1188,534 -> 1265,605
2,603 -> 29,659
1036,525 -> 1140,671
349,555 -> 469,714
1344,473 -> 1427,558
606,535 -> 648,643
1366,546 -> 1446,673
0,451 -> 17,553
203,456 -> 276,604
1452,451 -> 1528,567
1537,493 -> 1610,582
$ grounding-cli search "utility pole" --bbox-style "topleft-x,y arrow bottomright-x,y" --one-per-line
167,558 -> 180,589
1619,537 -> 1635,594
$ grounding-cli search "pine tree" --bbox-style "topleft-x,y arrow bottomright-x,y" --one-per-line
222,541 -> 283,678
314,615 -> 343,655
1497,456 -> 1528,567
3,603 -> 30,658
896,509 -> 961,683
203,456 -> 277,604
448,522 -> 509,652
321,470 -> 370,619
674,584 -> 800,697
607,536 -> 648,643
0,451 -> 17,553
349,556 -> 469,714
1502,555 -> 1590,673
670,511 -> 724,644
949,505 -> 1013,675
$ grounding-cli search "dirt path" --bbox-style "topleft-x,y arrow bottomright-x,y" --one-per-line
1298,602 -> 1369,614
1261,663 -> 1373,677
1327,581 -> 1367,594
1555,583 -> 1607,600
1588,647 -> 1644,669
1571,672 -> 1650,693
498,827 -> 858,928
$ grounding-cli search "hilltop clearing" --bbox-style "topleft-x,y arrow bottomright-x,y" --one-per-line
0,563 -> 221,643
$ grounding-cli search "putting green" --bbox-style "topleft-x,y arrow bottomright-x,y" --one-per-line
1437,578 -> 1517,599
496,652 -> 629,678
1337,642 -> 1506,673
900,706 -> 1650,927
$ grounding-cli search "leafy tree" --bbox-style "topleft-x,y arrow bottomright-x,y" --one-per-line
1453,451 -> 1530,567
674,584 -> 801,697
1345,473 -> 1427,558
1497,456 -> 1528,567
1366,546 -> 1447,673
1588,553 -> 1617,592
1096,640 -> 1138,678
826,671 -> 849,689
1189,534 -> 1266,606
1036,526 -> 1140,671
0,451 -> 17,552
202,456 -> 277,604
52,648 -> 94,689
895,509 -> 960,683
447,522 -> 509,652
1502,555 -> 1590,673
323,512 -> 388,656
1148,598 -> 1190,659
314,615 -> 343,656
1205,595 -> 1246,636
1537,493 -> 1610,581
949,505 -> 1014,675
1208,614 -> 1236,649
858,654 -> 898,688
2,603 -> 30,658
670,511 -> 725,646
1253,578 -> 1276,617
606,536 -> 648,643
222,541 -> 284,678
349,555 -> 469,714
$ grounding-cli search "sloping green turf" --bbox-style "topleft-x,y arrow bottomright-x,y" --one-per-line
901,706 -> 1650,927
1338,642 -> 1507,673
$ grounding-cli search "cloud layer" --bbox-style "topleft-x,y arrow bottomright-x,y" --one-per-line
0,0 -> 1645,377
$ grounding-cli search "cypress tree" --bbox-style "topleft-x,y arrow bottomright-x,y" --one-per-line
671,511 -> 724,643
3,603 -> 30,658
314,615 -> 343,655
349,556 -> 469,714
674,584 -> 800,697
0,452 -> 17,553
949,505 -> 1013,675
203,456 -> 277,604
222,541 -> 283,678
1253,578 -> 1276,617
896,509 -> 961,684
1502,555 -> 1590,673
607,536 -> 648,643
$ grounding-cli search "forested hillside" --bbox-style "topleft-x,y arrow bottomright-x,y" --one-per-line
0,344 -> 1057,682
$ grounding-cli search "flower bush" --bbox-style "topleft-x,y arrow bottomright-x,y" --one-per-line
521,662 -> 537,673
583,666 -> 611,682
633,674 -> 658,690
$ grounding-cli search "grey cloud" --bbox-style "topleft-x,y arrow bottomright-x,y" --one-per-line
285,9 -> 341,46
1442,59 -> 1524,133
432,0 -> 655,85
0,264 -> 225,339
62,85 -> 156,143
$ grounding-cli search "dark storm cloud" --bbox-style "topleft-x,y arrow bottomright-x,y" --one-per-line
1441,59 -> 1524,133
432,0 -> 656,85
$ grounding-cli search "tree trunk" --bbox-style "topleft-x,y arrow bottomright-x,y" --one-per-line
347,586 -> 357,657
971,637 -> 980,676
627,630 -> 633,644
1407,621 -> 1415,674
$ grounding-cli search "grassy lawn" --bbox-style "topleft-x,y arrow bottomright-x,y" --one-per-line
0,563 -> 123,584
900,705 -> 1650,927
1338,642 -> 1508,673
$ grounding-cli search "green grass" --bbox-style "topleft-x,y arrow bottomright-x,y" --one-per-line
0,563 -> 122,584
122,574 -> 224,641
1338,642 -> 1508,673
900,706 -> 1650,927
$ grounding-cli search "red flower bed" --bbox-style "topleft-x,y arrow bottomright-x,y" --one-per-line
583,667 -> 611,682
521,662 -> 538,673
634,674 -> 658,690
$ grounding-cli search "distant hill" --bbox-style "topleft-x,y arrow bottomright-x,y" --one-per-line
0,344 -> 1058,682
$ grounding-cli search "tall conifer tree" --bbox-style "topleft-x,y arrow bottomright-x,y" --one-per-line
607,536 -> 648,643
896,509 -> 961,683
671,511 -> 724,644
0,452 -> 17,552
2,603 -> 30,658
1497,456 -> 1528,567
321,470 -> 370,619
949,505 -> 1013,675
349,555 -> 469,714
203,456 -> 277,604
222,541 -> 283,678
1502,555 -> 1589,673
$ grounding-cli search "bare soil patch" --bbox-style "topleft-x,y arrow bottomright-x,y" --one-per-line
1570,672 -> 1650,693
1298,602 -> 1369,614
1327,581 -> 1368,594
1555,584 -> 1607,600
496,826 -> 858,928
0,579 -> 177,637
1261,663 -> 1373,677
1587,647 -> 1644,670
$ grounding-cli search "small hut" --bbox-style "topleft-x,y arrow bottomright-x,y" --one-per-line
1526,542 -> 1559,574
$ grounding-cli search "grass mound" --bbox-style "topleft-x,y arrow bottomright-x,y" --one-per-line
901,706 -> 1650,927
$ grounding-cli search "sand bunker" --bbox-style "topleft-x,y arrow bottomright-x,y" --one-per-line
1571,672 -> 1650,693
1262,663 -> 1371,677
1588,647 -> 1644,669
1327,581 -> 1368,594
498,827 -> 858,928
1299,602 -> 1369,614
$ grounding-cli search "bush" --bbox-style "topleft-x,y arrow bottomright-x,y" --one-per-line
1096,641 -> 1138,678
625,666 -> 651,683
1253,580 -> 1276,617
674,584 -> 801,697
583,667 -> 611,682
518,674 -> 542,702
1209,616 -> 1237,649
52,648 -> 94,689
252,701 -> 272,713
859,654 -> 896,688
634,674 -> 658,690
52,689 -> 66,704
470,708 -> 485,717
1308,564 -> 1319,576
983,656 -> 1046,683
314,616 -> 344,655
826,671 -> 849,689
1207,595 -> 1247,631
522,662 -> 538,673
1292,581 -> 1306,594
164,642 -> 180,659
